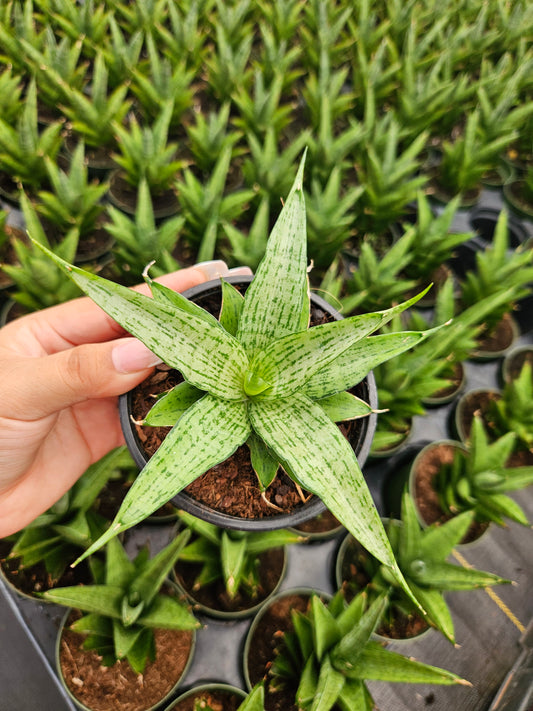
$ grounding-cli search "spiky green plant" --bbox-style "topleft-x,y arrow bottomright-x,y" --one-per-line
339,491 -> 509,644
153,0 -> 208,72
34,155 -> 442,607
0,79 -> 63,190
36,143 -> 109,236
176,510 -> 302,601
0,67 -> 25,126
435,417 -> 533,527
488,362 -> 533,453
233,69 -> 292,139
105,179 -> 182,283
42,532 -> 199,674
204,24 -> 252,101
268,589 -> 468,711
2,447 -> 129,588
221,194 -> 270,271
40,0 -> 109,56
185,102 -> 243,173
100,16 -> 144,89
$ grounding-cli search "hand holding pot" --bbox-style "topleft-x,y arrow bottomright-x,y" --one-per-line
0,261 -> 251,537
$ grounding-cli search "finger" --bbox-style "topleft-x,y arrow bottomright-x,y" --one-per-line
4,337 -> 165,419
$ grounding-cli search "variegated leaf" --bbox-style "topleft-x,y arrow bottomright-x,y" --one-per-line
317,392 -> 375,422
249,393 -> 397,571
74,395 -> 251,563
147,275 -> 222,330
303,331 -> 430,399
31,241 -> 248,399
237,153 -> 308,358
220,278 -> 245,336
144,382 -> 204,426
249,314 -> 382,399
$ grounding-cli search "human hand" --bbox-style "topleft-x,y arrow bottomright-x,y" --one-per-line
0,261 -> 252,537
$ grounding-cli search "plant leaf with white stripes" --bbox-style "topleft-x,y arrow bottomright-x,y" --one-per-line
237,152 -> 308,358
31,241 -> 248,399
249,394 -> 401,580
74,394 -> 251,563
249,313 -> 383,399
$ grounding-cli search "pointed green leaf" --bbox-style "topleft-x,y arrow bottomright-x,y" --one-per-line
221,532 -> 247,598
177,510 -> 221,545
349,640 -> 465,684
74,395 -> 251,562
250,314 -> 382,399
143,382 -> 205,426
220,278 -> 245,336
249,394 -> 397,571
418,511 -> 475,560
42,585 -> 124,618
303,331 -> 430,399
238,684 -> 265,711
245,529 -> 303,555
113,619 -> 144,659
296,655 -> 319,708
406,581 -> 455,643
238,153 -> 308,357
105,536 -> 135,588
330,594 -> 388,673
317,392 -> 375,422
476,492 -> 529,526
70,613 -> 111,637
247,433 -> 279,490
31,240 -> 248,399
126,628 -> 155,674
337,679 -> 373,711
311,596 -> 341,661
147,276 -> 222,330
311,655 -> 346,711
137,594 -> 199,629
410,560 -> 509,591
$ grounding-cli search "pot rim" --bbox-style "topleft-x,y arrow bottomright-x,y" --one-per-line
163,683 -> 247,710
119,275 -> 378,532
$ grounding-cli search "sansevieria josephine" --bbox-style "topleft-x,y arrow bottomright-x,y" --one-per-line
34,152 -> 443,607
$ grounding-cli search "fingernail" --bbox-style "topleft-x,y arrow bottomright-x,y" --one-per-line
228,266 -> 254,276
112,338 -> 163,373
193,260 -> 229,279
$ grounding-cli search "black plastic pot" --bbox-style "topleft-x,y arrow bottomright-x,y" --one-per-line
119,275 -> 378,532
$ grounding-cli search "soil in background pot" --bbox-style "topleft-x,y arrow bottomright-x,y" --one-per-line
168,686 -> 245,711
58,610 -> 194,711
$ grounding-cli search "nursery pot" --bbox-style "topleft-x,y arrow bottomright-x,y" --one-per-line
172,544 -> 289,620
107,170 -> 180,219
501,345 -> 533,385
335,530 -> 431,642
452,387 -> 501,444
408,439 -> 489,543
119,275 -> 378,532
55,606 -> 196,711
163,683 -> 246,710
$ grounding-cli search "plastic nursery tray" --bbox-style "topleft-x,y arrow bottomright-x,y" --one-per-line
0,187 -> 532,711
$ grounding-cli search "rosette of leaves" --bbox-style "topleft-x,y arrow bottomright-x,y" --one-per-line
34,155 -> 441,606
269,589 -> 468,711
341,491 -> 509,644
36,143 -> 109,236
42,532 -> 199,674
176,510 -> 302,601
435,416 -> 533,527
2,447 -> 128,588
105,179 -> 182,283
0,79 -> 63,191
488,361 -> 533,452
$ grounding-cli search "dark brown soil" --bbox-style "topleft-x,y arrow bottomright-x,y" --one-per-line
473,313 -> 516,355
292,509 -> 342,535
411,443 -> 489,543
0,539 -> 92,596
246,592 -> 314,711
59,611 -> 194,711
174,546 -> 285,615
168,689 -> 244,711
455,389 -> 500,442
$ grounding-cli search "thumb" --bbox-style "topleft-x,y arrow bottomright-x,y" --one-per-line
9,338 -> 163,419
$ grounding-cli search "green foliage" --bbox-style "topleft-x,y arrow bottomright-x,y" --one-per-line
341,492 -> 509,644
185,103 -> 242,173
270,589 -> 466,711
113,101 -> 182,193
2,192 -> 82,310
176,510 -> 302,600
105,179 -> 182,283
221,194 -> 270,271
489,362 -> 533,452
435,417 -> 533,527
36,157 -> 439,608
0,67 -> 25,126
42,531 -> 199,674
36,142 -> 108,235
4,447 -> 130,586
0,79 -> 63,189
459,210 -> 533,332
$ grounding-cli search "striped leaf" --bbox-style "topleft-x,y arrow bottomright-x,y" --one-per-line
237,153 -> 308,358
220,278 -> 245,336
144,382 -> 204,426
249,314 -> 382,399
317,392 -> 375,422
249,394 -> 398,573
31,240 -> 248,399
147,276 -> 222,330
74,395 -> 251,563
303,331 -> 431,399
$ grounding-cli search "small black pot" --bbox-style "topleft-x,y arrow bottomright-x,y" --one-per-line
119,276 -> 378,532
